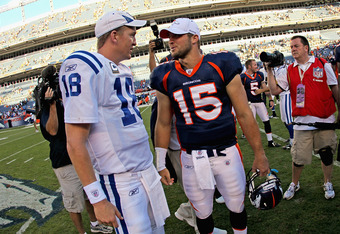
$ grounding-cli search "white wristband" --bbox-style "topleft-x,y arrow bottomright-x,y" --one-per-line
83,181 -> 106,204
155,147 -> 167,172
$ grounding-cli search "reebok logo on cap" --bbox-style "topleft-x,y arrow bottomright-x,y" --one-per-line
95,11 -> 146,38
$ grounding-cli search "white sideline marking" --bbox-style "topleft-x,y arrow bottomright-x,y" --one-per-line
139,104 -> 151,114
24,157 -> 33,163
16,217 -> 35,234
0,140 -> 46,162
0,132 -> 37,146
6,159 -> 16,164
44,157 -> 49,161
0,137 -> 8,141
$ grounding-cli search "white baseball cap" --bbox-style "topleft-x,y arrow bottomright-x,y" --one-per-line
95,11 -> 146,38
160,18 -> 200,40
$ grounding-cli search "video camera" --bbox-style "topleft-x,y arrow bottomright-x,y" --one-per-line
260,51 -> 284,67
33,65 -> 61,118
150,20 -> 164,51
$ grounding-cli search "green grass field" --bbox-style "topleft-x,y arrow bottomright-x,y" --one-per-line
1,104 -> 340,234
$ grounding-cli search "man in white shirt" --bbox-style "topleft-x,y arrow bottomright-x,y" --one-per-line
267,35 -> 338,200
59,10 -> 169,233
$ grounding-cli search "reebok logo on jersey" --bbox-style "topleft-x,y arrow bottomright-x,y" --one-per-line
110,62 -> 119,74
65,64 -> 77,72
129,187 -> 139,196
91,189 -> 100,198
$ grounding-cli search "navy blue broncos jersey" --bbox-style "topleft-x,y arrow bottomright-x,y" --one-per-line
240,71 -> 265,103
150,51 -> 243,150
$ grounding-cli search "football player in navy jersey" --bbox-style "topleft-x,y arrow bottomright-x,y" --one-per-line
150,18 -> 270,234
241,59 -> 281,147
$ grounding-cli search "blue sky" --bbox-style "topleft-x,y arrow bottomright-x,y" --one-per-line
0,0 -> 85,28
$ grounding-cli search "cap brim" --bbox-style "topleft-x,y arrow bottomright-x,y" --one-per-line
126,19 -> 147,28
160,28 -> 188,39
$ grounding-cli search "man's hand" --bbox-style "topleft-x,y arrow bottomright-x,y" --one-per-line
252,154 -> 270,177
159,168 -> 174,185
93,199 -> 123,228
149,40 -> 156,54
45,87 -> 55,103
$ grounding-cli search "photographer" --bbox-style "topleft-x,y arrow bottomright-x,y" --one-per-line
39,70 -> 112,233
267,35 -> 339,201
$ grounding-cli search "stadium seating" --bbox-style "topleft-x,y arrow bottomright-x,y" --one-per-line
0,0 -> 339,107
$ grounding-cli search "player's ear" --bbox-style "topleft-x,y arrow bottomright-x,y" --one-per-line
110,30 -> 119,43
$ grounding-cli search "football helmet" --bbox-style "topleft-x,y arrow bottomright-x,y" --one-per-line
246,169 -> 283,210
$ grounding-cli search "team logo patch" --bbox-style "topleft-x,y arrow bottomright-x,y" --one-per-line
110,62 -> 119,74
225,160 -> 231,166
313,67 -> 323,79
129,187 -> 139,196
65,64 -> 77,72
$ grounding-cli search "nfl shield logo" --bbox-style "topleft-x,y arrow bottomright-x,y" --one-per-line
313,67 -> 323,78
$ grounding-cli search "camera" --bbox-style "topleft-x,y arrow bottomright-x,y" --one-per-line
260,51 -> 284,67
150,20 -> 164,50
33,65 -> 61,118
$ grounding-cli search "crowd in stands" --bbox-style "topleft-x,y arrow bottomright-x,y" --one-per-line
0,1 -> 339,108
0,78 -> 37,106
0,100 -> 29,120
0,3 -> 339,79
0,1 -> 338,49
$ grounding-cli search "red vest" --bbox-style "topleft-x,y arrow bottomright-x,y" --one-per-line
288,58 -> 336,118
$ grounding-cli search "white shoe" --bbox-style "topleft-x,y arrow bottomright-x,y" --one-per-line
324,182 -> 335,199
215,196 -> 225,204
175,202 -> 195,227
213,227 -> 227,234
283,182 -> 300,200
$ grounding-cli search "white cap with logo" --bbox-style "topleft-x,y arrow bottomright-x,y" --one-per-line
160,18 -> 200,40
95,11 -> 146,38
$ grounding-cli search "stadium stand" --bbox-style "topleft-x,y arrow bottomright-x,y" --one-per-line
0,0 -> 339,116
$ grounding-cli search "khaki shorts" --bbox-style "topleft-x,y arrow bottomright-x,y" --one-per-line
291,129 -> 337,165
53,164 -> 86,213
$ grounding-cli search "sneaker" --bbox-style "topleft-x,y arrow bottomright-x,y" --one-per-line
175,202 -> 195,227
283,182 -> 300,200
282,144 -> 291,150
213,227 -> 227,234
324,182 -> 335,199
90,224 -> 113,233
215,196 -> 225,204
268,141 -> 281,147
241,134 -> 246,139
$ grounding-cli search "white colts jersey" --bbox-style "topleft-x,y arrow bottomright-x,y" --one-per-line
59,51 -> 153,175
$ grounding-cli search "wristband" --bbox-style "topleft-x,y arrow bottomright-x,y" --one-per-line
155,147 -> 167,172
83,181 -> 106,204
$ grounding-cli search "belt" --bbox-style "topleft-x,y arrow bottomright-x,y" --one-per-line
185,148 -> 227,157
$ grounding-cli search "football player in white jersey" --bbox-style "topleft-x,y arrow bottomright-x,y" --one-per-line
59,11 -> 169,234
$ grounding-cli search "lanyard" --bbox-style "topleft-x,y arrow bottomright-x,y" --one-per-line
297,63 -> 311,83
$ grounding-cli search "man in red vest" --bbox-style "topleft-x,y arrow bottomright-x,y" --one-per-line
267,35 -> 339,200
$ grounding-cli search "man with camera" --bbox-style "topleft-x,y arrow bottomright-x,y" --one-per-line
39,78 -> 112,233
266,35 -> 338,200
241,59 -> 281,148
